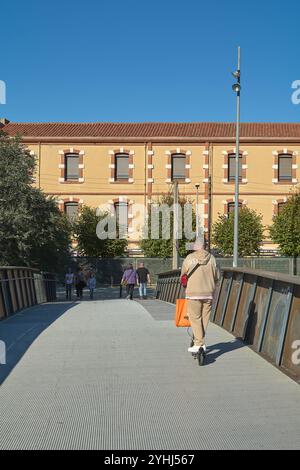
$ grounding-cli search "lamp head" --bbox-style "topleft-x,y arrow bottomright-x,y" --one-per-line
232,83 -> 241,93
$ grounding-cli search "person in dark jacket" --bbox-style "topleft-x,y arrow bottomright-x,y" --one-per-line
136,263 -> 151,299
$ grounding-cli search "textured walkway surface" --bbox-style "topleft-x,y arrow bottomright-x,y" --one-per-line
0,294 -> 299,450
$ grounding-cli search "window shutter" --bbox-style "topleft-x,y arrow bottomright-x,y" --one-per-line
172,154 -> 186,179
65,202 -> 79,220
228,202 -> 242,213
65,154 -> 79,180
278,155 -> 292,180
115,154 -> 129,180
278,202 -> 286,214
228,154 -> 242,181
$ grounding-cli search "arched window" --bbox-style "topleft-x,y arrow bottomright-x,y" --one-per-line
65,153 -> 79,181
64,202 -> 79,220
227,201 -> 242,214
171,154 -> 186,180
115,153 -> 129,181
277,202 -> 286,214
278,154 -> 292,181
228,154 -> 242,182
114,201 -> 128,236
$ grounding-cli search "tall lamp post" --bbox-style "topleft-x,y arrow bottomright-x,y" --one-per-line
232,46 -> 241,268
195,183 -> 200,239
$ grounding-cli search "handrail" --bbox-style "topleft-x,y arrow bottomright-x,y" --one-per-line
222,267 -> 300,286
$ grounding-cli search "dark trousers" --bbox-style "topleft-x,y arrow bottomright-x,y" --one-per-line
66,284 -> 72,300
126,284 -> 135,300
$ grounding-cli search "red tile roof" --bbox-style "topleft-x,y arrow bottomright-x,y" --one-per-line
2,121 -> 300,139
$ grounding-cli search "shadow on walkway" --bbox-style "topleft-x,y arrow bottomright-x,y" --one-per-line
57,286 -> 156,301
0,302 -> 76,385
204,339 -> 246,365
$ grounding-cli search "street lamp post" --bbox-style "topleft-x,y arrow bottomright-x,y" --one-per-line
232,46 -> 241,268
195,184 -> 200,239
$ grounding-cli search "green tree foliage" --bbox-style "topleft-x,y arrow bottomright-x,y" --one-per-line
73,206 -> 127,257
212,207 -> 264,256
269,191 -> 300,256
0,131 -> 72,271
141,192 -> 196,257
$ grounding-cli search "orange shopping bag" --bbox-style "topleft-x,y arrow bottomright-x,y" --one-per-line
175,299 -> 191,327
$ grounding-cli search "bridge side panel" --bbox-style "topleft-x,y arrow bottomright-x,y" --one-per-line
246,276 -> 273,350
261,281 -> 292,365
214,271 -> 233,325
280,284 -> 300,381
233,274 -> 257,339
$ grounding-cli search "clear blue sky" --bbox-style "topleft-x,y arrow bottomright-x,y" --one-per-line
1,0 -> 299,123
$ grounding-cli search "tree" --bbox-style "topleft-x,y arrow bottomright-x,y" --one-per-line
0,131 -> 72,271
269,190 -> 300,259
212,207 -> 264,257
141,192 -> 196,257
73,206 -> 127,257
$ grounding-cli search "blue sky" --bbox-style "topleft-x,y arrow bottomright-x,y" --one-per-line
1,0 -> 299,123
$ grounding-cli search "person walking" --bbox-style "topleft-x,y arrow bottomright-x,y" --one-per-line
87,273 -> 96,299
181,239 -> 219,354
65,268 -> 74,300
75,267 -> 85,300
136,262 -> 151,299
121,264 -> 137,300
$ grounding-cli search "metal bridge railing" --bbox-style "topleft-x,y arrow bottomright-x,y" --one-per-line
0,267 -> 56,320
156,269 -> 185,304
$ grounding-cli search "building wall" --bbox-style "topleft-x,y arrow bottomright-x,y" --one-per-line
24,140 -> 300,253
210,143 -> 300,247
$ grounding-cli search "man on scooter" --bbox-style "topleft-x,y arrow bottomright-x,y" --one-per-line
181,238 -> 219,354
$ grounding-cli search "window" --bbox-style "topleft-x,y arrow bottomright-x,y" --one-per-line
65,153 -> 79,181
278,155 -> 292,181
228,154 -> 242,182
172,154 -> 186,180
64,202 -> 79,220
114,202 -> 128,235
278,202 -> 286,214
228,202 -> 242,214
115,153 -> 129,180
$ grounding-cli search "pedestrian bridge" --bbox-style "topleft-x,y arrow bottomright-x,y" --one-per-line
0,291 -> 299,450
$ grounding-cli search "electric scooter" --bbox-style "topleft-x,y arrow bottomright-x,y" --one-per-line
189,334 -> 206,366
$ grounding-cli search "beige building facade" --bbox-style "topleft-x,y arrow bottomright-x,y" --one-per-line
2,120 -> 300,254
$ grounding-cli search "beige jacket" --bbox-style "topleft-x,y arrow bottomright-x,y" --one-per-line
181,249 -> 219,298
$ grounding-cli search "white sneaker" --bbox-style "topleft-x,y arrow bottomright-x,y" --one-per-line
188,344 -> 206,353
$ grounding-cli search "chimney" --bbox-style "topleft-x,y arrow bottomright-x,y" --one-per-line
0,118 -> 10,127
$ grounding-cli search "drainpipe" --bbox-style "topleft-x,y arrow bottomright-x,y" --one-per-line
144,142 -> 147,209
208,142 -> 213,251
38,141 -> 41,189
